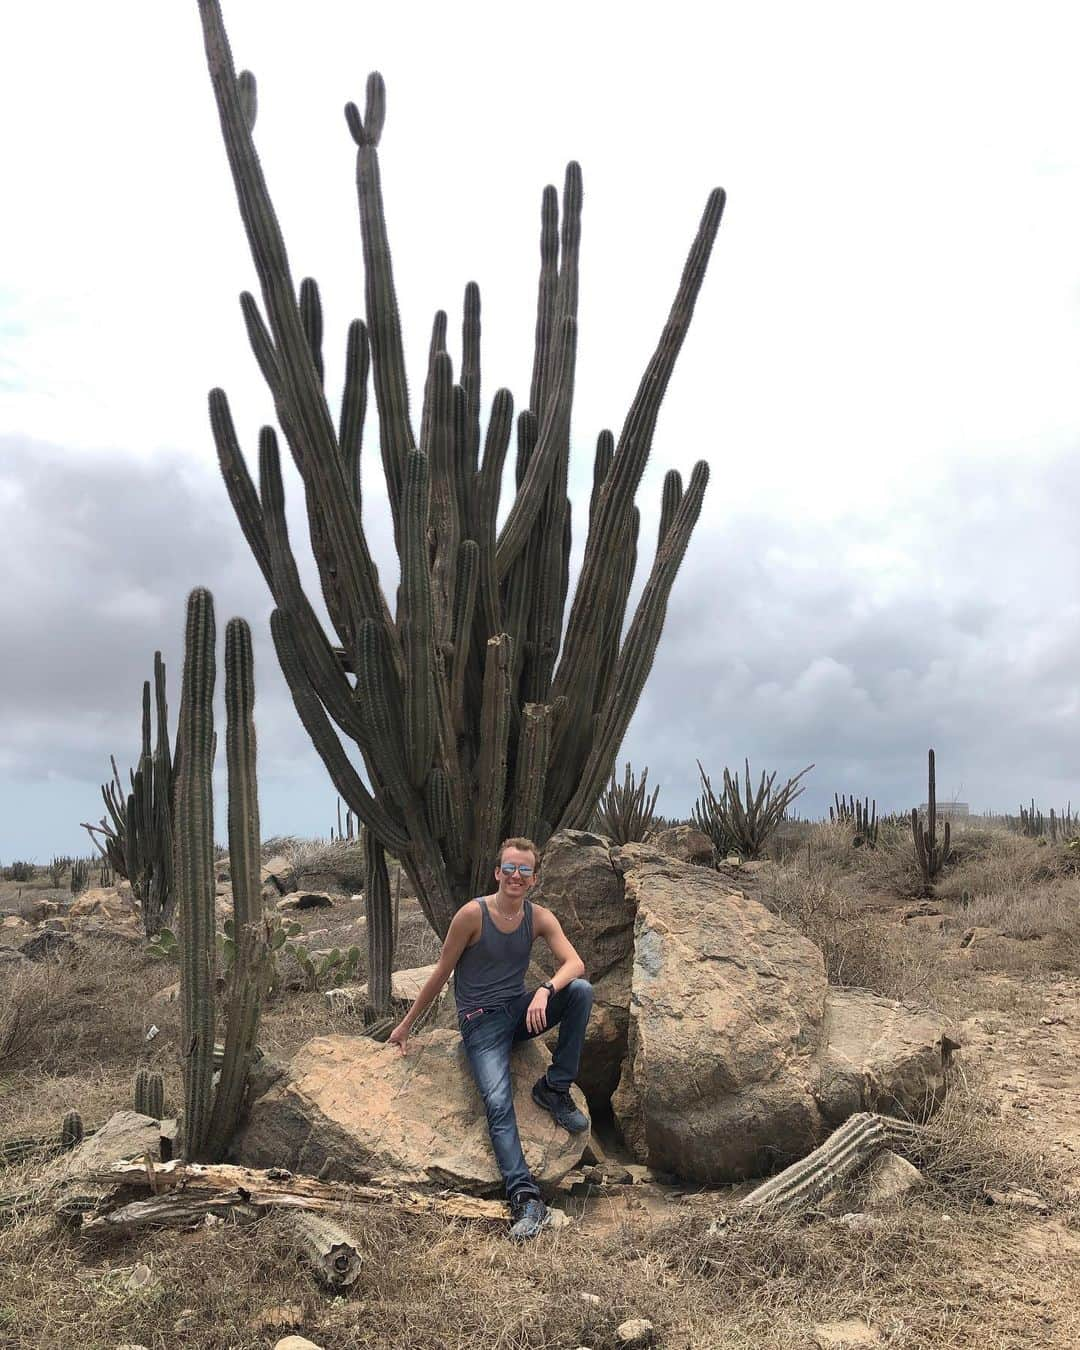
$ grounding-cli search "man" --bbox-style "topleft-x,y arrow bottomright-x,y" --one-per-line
388,837 -> 593,1240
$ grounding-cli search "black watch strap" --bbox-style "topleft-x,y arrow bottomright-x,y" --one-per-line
541,981 -> 556,996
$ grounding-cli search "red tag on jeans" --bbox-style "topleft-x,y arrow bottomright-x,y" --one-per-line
463,1008 -> 485,1021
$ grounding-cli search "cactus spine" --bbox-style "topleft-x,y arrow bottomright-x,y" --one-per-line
197,0 -> 722,937
363,825 -> 393,1014
911,748 -> 950,893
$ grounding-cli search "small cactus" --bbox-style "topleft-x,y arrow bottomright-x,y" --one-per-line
60,1110 -> 84,1152
134,1069 -> 165,1119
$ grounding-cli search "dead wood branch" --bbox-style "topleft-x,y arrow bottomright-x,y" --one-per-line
64,1158 -> 508,1233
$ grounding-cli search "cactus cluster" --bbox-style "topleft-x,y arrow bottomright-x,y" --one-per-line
197,0 -> 723,937
593,763 -> 661,845
176,588 -> 270,1162
693,759 -> 813,860
911,749 -> 950,892
830,793 -> 878,848
69,857 -> 90,896
48,856 -> 73,888
82,652 -> 175,934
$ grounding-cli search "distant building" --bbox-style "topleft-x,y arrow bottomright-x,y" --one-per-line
917,801 -> 969,819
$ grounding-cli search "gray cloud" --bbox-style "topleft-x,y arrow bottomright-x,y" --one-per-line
4,433 -> 1080,861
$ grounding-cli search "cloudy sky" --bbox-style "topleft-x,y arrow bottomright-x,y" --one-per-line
4,1 -> 1080,861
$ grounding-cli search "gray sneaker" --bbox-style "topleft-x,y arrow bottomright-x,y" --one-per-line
532,1076 -> 589,1133
508,1194 -> 550,1241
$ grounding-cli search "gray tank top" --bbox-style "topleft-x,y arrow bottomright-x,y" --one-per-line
454,897 -> 534,1012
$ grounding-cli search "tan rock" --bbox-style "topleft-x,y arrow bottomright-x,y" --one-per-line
276,891 -> 335,911
236,1030 -> 588,1194
645,823 -> 715,867
151,980 -> 181,1004
615,1318 -> 656,1347
814,989 -> 958,1127
612,848 -> 826,1181
863,1149 -> 925,1207
811,1320 -> 881,1349
273,1338 -> 325,1350
325,963 -> 437,1013
534,830 -> 637,1105
1,915 -> 28,930
45,1110 -> 163,1182
69,887 -> 133,920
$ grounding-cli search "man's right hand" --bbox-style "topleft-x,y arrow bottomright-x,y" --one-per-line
388,1023 -> 410,1055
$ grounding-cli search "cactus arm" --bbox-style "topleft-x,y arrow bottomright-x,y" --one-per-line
209,387 -> 275,592
558,460 -> 709,830
494,314 -> 577,579
511,702 -> 553,840
198,0 -> 388,652
339,318 -> 369,513
349,73 -> 415,537
549,188 -> 724,754
176,588 -> 217,1161
239,291 -> 285,412
658,469 -> 683,545
449,540 -> 479,735
205,618 -> 270,1161
299,277 -> 325,385
470,635 -> 513,896
425,355 -> 460,656
364,826 -> 394,1015
399,449 -> 437,788
461,282 -> 482,482
529,184 -> 559,417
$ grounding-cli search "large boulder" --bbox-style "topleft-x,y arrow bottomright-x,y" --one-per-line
612,846 -> 827,1180
610,847 -> 958,1182
236,1031 -> 589,1195
534,830 -> 636,1104
814,988 -> 958,1126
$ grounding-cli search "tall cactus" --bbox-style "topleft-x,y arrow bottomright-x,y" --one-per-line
176,588 -> 270,1162
363,825 -> 393,1015
197,0 -> 723,937
83,652 -> 175,935
911,748 -> 950,893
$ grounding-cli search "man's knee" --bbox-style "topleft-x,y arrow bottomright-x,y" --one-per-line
566,977 -> 593,1007
480,1080 -> 514,1121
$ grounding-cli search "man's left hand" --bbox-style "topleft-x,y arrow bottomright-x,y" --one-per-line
526,987 -> 550,1034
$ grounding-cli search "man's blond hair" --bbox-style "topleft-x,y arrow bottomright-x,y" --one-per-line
498,836 -> 540,867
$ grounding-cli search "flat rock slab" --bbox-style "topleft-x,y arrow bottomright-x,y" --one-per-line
812,1320 -> 881,1348
46,1110 -> 163,1182
237,1031 -> 589,1195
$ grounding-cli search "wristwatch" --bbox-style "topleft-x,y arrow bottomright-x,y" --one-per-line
540,981 -> 556,997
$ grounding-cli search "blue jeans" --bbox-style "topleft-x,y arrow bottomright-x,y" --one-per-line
459,978 -> 594,1201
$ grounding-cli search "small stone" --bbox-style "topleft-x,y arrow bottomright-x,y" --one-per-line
276,891 -> 335,910
173,1310 -> 199,1333
615,1318 -> 656,1347
579,1292 -> 601,1306
124,1262 -> 153,1291
249,1305 -> 304,1332
546,1207 -> 572,1230
274,1338 -> 326,1350
863,1150 -> 925,1207
811,1320 -> 881,1349
984,1186 -> 1048,1214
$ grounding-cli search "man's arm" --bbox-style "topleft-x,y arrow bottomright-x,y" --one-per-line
387,902 -> 480,1054
525,905 -> 586,1034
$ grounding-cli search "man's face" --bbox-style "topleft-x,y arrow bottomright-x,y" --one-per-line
494,846 -> 538,901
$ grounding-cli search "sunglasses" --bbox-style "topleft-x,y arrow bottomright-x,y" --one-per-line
498,862 -> 535,877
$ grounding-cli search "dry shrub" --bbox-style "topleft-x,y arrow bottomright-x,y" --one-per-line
286,837 -> 367,891
0,942 -> 178,1085
938,827 -> 1072,901
761,866 -> 936,1001
913,1068 -> 1061,1204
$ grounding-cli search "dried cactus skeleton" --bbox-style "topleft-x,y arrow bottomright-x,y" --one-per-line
196,0 -> 723,937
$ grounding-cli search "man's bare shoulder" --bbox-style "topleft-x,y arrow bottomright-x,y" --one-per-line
528,900 -> 558,930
